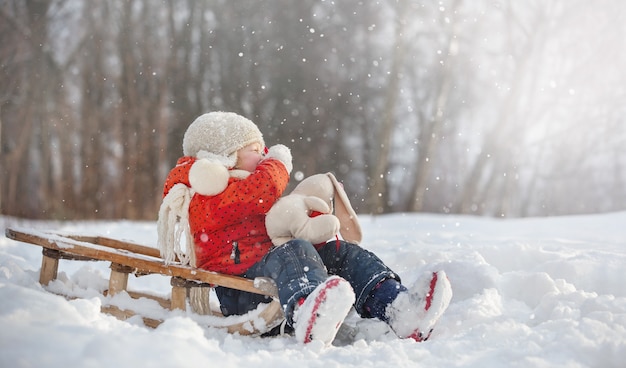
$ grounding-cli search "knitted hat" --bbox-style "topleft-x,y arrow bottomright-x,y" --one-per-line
182,112 -> 265,196
183,112 -> 265,166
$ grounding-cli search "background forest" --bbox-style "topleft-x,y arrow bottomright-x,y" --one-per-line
1,0 -> 625,220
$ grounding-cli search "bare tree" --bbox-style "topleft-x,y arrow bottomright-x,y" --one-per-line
1,0 -> 53,217
2,0 -> 625,220
367,0 -> 407,214
407,0 -> 461,212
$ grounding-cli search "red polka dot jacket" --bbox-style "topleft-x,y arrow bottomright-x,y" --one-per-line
162,156 -> 290,275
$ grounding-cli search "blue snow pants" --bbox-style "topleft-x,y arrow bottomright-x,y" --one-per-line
215,238 -> 400,325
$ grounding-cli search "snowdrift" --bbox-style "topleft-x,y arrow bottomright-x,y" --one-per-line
1,212 -> 625,367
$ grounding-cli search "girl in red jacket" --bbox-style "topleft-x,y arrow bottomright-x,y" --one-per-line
158,112 -> 451,346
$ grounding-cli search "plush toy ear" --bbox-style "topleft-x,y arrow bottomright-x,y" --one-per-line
327,173 -> 362,244
291,174 -> 334,209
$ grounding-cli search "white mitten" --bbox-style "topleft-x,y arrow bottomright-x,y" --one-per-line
293,196 -> 340,244
266,194 -> 340,246
265,144 -> 293,174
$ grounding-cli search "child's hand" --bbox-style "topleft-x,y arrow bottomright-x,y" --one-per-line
265,144 -> 293,174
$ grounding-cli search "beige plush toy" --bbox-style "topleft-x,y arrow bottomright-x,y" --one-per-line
265,172 -> 362,246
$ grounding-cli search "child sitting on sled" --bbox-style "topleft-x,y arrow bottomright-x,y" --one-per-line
157,111 -> 452,345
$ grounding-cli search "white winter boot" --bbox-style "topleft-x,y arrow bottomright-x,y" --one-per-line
387,270 -> 452,341
293,275 -> 355,345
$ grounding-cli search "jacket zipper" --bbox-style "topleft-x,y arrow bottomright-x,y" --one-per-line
230,241 -> 240,264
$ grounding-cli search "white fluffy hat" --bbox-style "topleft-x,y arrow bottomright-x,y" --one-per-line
183,112 -> 265,196
183,112 -> 265,166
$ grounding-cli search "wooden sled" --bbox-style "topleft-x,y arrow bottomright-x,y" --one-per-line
5,227 -> 284,336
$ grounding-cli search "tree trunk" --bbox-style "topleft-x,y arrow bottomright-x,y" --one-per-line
368,0 -> 407,214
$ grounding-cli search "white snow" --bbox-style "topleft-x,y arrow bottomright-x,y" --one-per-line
1,212 -> 625,367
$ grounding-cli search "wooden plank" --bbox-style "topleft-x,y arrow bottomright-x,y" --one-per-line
100,305 -> 163,328
52,233 -> 162,259
103,289 -> 172,310
101,301 -> 283,335
225,300 -> 284,335
6,228 -> 278,297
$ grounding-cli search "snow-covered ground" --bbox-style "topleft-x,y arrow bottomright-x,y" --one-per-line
1,212 -> 625,367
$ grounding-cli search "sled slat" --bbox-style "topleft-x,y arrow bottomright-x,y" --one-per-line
100,305 -> 163,328
53,233 -> 162,259
104,289 -> 172,310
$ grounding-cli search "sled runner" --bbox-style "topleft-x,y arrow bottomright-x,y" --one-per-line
5,227 -> 284,335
